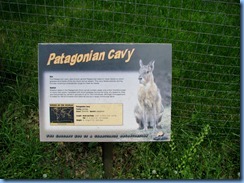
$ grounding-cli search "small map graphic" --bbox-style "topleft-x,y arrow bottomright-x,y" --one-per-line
50,107 -> 74,123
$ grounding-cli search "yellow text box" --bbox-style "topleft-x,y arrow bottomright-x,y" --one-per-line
74,104 -> 123,126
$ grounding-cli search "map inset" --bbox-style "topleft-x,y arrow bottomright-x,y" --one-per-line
50,107 -> 74,123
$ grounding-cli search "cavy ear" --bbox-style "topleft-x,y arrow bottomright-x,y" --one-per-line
149,60 -> 155,70
139,59 -> 143,67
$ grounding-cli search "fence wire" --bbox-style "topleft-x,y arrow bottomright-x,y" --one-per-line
0,0 -> 240,179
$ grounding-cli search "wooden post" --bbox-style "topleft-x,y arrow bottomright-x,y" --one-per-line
102,142 -> 113,179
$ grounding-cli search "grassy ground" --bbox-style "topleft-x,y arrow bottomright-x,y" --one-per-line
0,0 -> 240,179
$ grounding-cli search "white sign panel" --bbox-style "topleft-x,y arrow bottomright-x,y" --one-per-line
38,43 -> 172,142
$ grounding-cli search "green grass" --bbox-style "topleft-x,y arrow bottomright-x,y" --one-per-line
0,0 -> 240,179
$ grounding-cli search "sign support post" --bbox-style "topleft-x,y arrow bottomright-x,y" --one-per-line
102,142 -> 113,179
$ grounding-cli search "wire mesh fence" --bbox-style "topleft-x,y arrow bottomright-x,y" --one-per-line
0,0 -> 240,179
